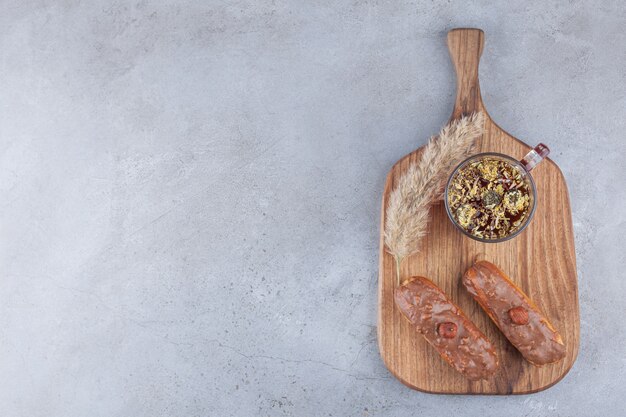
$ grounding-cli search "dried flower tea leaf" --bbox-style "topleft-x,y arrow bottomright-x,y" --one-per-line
478,160 -> 499,181
482,190 -> 501,208
457,205 -> 477,228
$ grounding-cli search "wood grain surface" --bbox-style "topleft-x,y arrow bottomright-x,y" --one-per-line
377,28 -> 580,395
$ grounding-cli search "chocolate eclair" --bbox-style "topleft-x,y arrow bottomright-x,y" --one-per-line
395,276 -> 499,380
463,261 -> 566,365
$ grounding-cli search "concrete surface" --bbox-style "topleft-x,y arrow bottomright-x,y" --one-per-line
1,1 -> 624,416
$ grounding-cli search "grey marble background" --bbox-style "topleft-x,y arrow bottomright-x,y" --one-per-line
1,1 -> 625,416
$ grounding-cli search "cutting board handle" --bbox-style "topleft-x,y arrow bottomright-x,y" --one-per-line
447,28 -> 485,120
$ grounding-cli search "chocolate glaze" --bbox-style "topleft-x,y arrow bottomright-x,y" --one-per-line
463,261 -> 566,366
394,276 -> 499,381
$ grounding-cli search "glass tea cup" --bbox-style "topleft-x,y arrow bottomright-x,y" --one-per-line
444,144 -> 550,243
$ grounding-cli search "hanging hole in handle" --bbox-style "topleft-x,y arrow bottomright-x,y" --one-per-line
520,143 -> 550,172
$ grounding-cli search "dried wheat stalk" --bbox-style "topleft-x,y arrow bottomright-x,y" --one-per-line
384,112 -> 485,284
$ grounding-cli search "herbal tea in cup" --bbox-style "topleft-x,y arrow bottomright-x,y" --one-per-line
444,144 -> 549,242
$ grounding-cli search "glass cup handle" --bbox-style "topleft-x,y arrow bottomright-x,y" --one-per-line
520,143 -> 550,172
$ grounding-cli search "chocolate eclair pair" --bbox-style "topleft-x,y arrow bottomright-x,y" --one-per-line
394,261 -> 565,380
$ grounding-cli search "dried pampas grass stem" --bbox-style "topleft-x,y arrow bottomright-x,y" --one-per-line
384,112 -> 485,285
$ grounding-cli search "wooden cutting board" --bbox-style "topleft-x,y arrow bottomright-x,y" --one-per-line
377,28 -> 579,395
